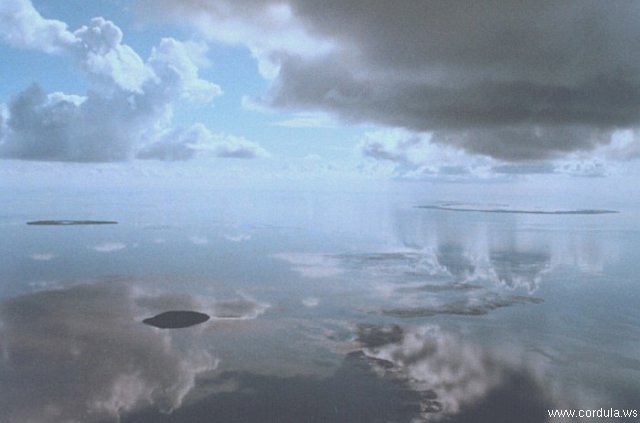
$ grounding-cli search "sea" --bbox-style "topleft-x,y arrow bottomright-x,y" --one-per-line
1,180 -> 638,422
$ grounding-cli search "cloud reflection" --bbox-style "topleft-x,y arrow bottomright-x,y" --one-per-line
276,249 -> 548,317
188,235 -> 209,245
356,324 -> 553,422
123,323 -> 553,423
380,294 -> 543,318
489,250 -> 552,292
272,253 -> 344,279
0,281 -> 266,422
91,242 -> 127,252
30,253 -> 57,261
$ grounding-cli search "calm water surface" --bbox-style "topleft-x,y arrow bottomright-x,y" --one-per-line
1,184 -> 638,422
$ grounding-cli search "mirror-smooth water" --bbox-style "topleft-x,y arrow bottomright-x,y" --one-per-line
1,183 -> 638,422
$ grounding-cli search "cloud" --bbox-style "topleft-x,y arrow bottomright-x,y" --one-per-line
358,127 -> 634,178
136,124 -> 269,161
72,17 -> 150,93
0,104 -> 7,139
135,127 -> 200,161
0,0 -> 75,53
204,133 -> 270,159
141,0 -> 335,79
554,158 -> 608,177
430,126 -> 613,162
0,1 -> 268,162
604,129 -> 640,161
156,0 -> 640,162
0,282 -> 217,422
358,129 -> 499,179
272,112 -> 336,128
359,130 -> 425,166
492,163 -> 556,175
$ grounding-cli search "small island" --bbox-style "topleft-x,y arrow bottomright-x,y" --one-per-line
143,310 -> 210,329
27,220 -> 118,225
417,205 -> 619,215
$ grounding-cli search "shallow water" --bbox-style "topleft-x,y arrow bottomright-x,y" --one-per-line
0,184 -> 638,422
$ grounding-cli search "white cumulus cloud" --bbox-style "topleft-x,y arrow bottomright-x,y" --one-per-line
0,1 -> 268,163
137,124 -> 269,161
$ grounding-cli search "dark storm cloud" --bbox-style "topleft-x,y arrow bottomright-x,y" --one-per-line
1,83 -> 159,162
161,0 -> 640,161
269,54 -> 640,132
430,126 -> 614,161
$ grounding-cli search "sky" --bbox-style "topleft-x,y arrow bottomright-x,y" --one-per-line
1,0 -> 640,188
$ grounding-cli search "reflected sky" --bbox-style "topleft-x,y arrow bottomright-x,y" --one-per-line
0,280 -> 267,422
0,185 -> 639,421
123,325 -> 554,423
356,324 -> 554,422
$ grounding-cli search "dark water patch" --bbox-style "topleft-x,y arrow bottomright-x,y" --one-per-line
418,205 -> 619,215
119,353 -> 428,423
120,324 -> 555,422
27,220 -> 118,225
438,371 -> 553,423
142,310 -> 210,329
356,324 -> 404,348
380,295 -> 543,318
